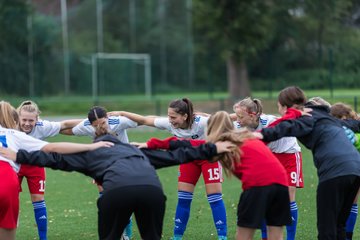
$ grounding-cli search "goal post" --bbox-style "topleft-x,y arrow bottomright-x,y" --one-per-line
91,52 -> 152,102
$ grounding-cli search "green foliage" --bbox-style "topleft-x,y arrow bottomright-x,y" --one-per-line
193,0 -> 276,61
0,0 -> 29,95
2,1 -> 360,96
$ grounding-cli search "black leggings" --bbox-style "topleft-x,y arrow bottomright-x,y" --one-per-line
317,175 -> 360,240
97,185 -> 166,240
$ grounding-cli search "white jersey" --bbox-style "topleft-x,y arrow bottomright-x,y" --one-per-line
256,114 -> 301,153
29,119 -> 61,140
233,121 -> 241,129
154,115 -> 208,140
0,126 -> 48,172
72,116 -> 138,143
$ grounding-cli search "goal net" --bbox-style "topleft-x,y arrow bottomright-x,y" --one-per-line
91,53 -> 152,101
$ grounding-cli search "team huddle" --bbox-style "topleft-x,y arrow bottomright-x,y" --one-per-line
1,86 -> 360,240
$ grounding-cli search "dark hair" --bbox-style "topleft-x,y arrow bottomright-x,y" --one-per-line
88,106 -> 107,124
169,98 -> 194,128
278,86 -> 306,109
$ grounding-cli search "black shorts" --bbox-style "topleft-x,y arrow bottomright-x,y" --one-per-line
97,185 -> 166,240
237,184 -> 291,228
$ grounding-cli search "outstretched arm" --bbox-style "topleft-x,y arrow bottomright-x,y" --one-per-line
141,141 -> 234,169
0,147 -> 89,173
108,111 -> 156,127
268,108 -> 309,127
133,137 -> 205,150
341,119 -> 360,133
59,128 -> 74,135
60,119 -> 83,130
41,141 -> 113,154
261,117 -> 314,142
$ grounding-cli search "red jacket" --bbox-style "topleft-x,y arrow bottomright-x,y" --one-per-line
146,137 -> 288,190
268,108 -> 302,127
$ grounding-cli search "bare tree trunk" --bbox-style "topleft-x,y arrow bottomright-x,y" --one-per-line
227,56 -> 251,100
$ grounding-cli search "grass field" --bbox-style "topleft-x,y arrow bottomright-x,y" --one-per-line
5,88 -> 360,116
15,129 -> 359,239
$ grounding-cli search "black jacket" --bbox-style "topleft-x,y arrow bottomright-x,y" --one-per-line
16,134 -> 219,193
261,104 -> 360,182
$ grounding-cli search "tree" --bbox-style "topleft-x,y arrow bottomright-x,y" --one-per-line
193,0 -> 277,99
0,0 -> 29,95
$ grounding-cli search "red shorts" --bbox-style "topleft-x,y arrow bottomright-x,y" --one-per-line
18,165 -> 46,194
178,160 -> 223,185
273,152 -> 304,188
0,161 -> 20,229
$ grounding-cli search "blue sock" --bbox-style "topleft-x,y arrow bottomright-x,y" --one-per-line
346,204 -> 358,237
261,219 -> 267,239
208,193 -> 227,238
33,200 -> 47,240
173,191 -> 193,237
286,201 -> 298,240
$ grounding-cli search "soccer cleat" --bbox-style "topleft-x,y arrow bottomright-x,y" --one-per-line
218,236 -> 227,240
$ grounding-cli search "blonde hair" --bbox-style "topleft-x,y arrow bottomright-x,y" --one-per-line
307,97 -> 331,108
233,97 -> 263,118
0,101 -> 18,129
17,100 -> 41,116
206,111 -> 255,176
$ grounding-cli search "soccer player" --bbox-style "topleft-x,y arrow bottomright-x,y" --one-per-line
0,101 -> 22,240
232,97 -> 303,240
258,86 -> 360,240
0,100 -> 111,240
109,98 -> 228,240
0,126 -> 233,240
138,111 -> 291,240
16,100 -> 82,240
63,105 -> 138,239
330,102 -> 360,240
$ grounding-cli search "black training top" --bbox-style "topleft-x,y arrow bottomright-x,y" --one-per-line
261,104 -> 360,183
16,134 -> 218,193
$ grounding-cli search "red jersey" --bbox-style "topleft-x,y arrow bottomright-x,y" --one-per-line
233,139 -> 288,190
